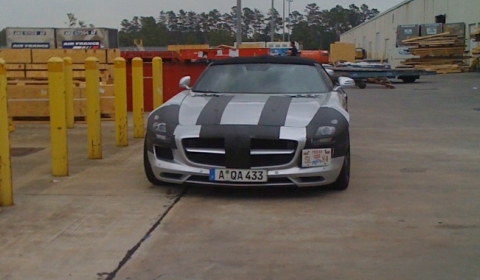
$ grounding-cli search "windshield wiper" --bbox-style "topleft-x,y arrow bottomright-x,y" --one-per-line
287,94 -> 320,98
192,90 -> 220,93
191,90 -> 222,97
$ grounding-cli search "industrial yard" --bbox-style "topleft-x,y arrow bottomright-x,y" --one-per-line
0,0 -> 479,279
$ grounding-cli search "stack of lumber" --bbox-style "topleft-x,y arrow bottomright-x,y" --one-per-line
0,49 -> 119,84
472,28 -> 480,55
400,32 -> 469,74
0,49 -> 121,121
471,28 -> 480,71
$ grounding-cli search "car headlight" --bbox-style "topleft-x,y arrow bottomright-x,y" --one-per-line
309,126 -> 336,146
153,122 -> 167,133
153,122 -> 168,140
315,126 -> 336,137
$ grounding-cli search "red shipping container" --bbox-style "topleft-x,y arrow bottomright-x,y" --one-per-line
122,48 -> 270,112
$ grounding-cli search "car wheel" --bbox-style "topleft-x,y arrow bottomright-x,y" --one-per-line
401,77 -> 417,83
332,145 -> 350,191
356,81 -> 367,89
144,138 -> 163,186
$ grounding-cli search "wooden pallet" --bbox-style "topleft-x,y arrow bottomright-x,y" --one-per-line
7,84 -> 115,120
0,49 -> 120,64
5,62 -> 114,82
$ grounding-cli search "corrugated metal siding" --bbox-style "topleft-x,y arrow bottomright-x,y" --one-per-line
340,0 -> 480,67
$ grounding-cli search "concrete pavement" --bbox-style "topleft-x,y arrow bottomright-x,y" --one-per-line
1,73 -> 480,280
0,116 -> 185,280
115,73 -> 480,280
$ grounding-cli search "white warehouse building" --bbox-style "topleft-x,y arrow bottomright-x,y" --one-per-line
340,0 -> 480,68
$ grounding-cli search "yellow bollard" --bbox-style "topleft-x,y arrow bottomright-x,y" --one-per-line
132,57 -> 145,138
85,57 -> 102,159
152,57 -> 164,109
63,57 -> 75,129
47,57 -> 69,177
114,57 -> 128,147
0,58 -> 13,206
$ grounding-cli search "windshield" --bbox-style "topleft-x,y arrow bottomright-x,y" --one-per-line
192,63 -> 330,94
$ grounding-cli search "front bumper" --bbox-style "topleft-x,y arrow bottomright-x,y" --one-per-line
146,125 -> 346,188
147,151 -> 344,188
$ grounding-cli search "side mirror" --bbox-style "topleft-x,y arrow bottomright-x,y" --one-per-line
179,76 -> 191,89
325,69 -> 334,76
338,77 -> 355,87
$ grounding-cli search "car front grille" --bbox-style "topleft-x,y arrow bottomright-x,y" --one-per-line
182,138 -> 298,168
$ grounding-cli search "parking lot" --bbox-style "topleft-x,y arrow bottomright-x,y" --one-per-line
1,73 -> 480,279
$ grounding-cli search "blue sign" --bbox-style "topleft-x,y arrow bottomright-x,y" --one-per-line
62,40 -> 101,49
270,48 -> 290,56
13,31 -> 47,36
11,42 -> 50,49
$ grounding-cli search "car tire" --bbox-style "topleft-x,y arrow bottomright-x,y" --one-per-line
356,81 -> 367,89
144,138 -> 163,186
401,77 -> 416,83
332,145 -> 350,191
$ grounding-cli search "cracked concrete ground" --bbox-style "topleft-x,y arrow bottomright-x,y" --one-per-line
1,73 -> 480,280
0,116 -> 186,280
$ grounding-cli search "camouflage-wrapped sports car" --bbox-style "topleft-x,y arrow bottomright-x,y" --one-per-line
144,55 -> 354,190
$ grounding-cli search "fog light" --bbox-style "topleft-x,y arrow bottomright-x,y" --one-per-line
311,138 -> 332,146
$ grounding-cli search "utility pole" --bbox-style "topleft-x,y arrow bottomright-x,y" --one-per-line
282,0 -> 285,41
271,0 -> 274,42
236,0 -> 242,46
287,1 -> 290,42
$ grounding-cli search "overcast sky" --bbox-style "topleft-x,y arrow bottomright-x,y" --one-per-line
1,0 -> 404,29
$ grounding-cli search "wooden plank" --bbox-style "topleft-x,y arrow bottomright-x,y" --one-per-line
31,49 -> 108,64
6,71 -> 26,78
106,49 -> 121,64
0,49 -> 32,63
24,63 -> 110,70
402,32 -> 452,43
20,63 -> 112,81
437,70 -> 462,74
6,64 -> 26,70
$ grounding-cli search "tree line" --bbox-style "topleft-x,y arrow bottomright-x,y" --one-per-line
119,3 -> 379,50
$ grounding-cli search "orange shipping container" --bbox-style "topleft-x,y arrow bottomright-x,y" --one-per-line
300,50 -> 330,64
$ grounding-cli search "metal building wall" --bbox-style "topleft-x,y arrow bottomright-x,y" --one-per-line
340,0 -> 480,67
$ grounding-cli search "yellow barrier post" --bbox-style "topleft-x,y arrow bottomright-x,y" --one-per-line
63,57 -> 75,129
47,57 -> 69,177
114,57 -> 128,147
0,58 -> 13,206
152,57 -> 164,109
85,57 -> 102,159
132,57 -> 145,138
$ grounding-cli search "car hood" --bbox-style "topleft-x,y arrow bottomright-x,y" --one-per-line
178,93 -> 330,127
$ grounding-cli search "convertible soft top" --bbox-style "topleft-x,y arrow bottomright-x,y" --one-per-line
209,55 -> 318,66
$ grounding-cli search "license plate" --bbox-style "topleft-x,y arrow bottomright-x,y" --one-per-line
209,169 -> 268,182
302,149 -> 332,167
